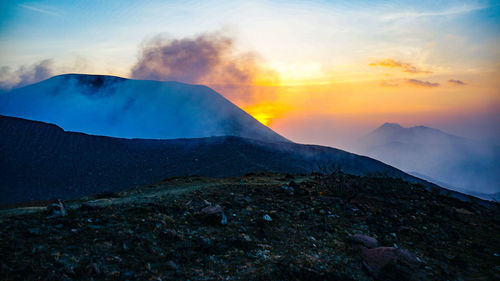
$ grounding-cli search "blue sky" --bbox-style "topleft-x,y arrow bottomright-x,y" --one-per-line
1,0 -> 498,72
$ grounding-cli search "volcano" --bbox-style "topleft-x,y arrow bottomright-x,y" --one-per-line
0,74 -> 287,143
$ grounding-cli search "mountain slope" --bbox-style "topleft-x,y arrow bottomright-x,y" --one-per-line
0,115 -> 438,206
355,123 -> 500,195
0,74 -> 287,143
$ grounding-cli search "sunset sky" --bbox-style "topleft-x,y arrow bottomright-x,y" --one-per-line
1,0 -> 499,147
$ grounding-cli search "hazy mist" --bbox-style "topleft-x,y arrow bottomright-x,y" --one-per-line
351,123 -> 500,195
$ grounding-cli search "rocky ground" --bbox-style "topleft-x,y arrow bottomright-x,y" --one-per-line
0,172 -> 499,280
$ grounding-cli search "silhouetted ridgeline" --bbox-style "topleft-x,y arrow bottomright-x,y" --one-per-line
0,115 -> 443,205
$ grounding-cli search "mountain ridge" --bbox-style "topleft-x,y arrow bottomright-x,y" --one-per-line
355,123 -> 500,195
0,114 -> 465,206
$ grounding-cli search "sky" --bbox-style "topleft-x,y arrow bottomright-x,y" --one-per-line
0,0 -> 499,148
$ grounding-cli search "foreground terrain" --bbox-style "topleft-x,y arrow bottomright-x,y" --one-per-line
0,173 -> 499,280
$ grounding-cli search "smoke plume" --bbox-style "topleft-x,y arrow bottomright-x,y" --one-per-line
130,32 -> 279,103
0,60 -> 54,90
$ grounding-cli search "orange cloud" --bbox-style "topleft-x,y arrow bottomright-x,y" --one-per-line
448,79 -> 466,86
379,78 -> 441,88
369,59 -> 431,74
407,79 -> 440,88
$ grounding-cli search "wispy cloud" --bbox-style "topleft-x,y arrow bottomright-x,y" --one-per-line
18,3 -> 63,16
448,79 -> 466,86
369,59 -> 431,74
407,79 -> 440,88
380,4 -> 488,21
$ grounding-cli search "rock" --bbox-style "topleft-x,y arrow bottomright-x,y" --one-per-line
453,208 -> 474,215
288,181 -> 299,189
86,262 -> 101,275
360,247 -> 422,280
94,191 -> 120,199
221,212 -> 228,225
450,255 -> 468,269
200,237 -> 214,249
280,185 -> 294,194
241,233 -> 252,242
199,204 -> 227,225
120,270 -> 134,280
27,227 -> 41,236
263,214 -> 272,222
46,200 -> 67,218
295,187 -> 308,196
248,249 -> 270,260
165,260 -> 178,270
81,200 -> 109,210
56,254 -> 76,275
160,229 -> 181,241
227,235 -> 254,250
60,274 -> 73,281
345,234 -> 379,249
201,204 -> 223,215
493,265 -> 500,274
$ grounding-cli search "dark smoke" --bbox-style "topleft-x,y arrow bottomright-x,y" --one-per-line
130,33 -> 279,103
0,60 -> 53,90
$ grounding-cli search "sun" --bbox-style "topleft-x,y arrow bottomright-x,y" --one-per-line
251,112 -> 273,126
243,104 -> 280,127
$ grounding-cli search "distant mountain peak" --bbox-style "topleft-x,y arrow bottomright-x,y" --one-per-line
375,123 -> 444,135
408,125 -> 444,134
357,121 -> 500,196
373,123 -> 404,134
380,122 -> 403,129
369,123 -> 463,142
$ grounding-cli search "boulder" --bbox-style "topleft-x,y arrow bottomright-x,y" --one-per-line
361,247 -> 422,280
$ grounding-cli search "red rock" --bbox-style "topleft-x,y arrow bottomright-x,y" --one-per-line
345,234 -> 379,249
201,204 -> 223,215
361,247 -> 421,278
